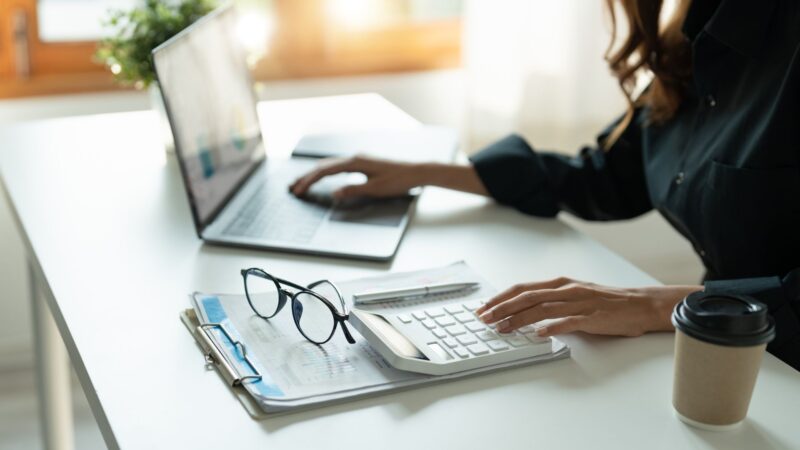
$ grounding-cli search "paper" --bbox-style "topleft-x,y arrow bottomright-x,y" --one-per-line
191,261 -> 570,412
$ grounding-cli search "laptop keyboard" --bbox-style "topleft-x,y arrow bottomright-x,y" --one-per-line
222,182 -> 328,244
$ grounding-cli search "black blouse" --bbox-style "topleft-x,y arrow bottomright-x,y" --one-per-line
470,0 -> 800,370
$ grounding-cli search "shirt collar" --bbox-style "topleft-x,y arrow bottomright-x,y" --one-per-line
683,0 -> 776,59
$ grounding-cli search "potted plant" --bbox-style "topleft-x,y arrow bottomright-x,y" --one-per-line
95,0 -> 217,150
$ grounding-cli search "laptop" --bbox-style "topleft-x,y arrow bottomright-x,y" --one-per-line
152,6 -> 455,261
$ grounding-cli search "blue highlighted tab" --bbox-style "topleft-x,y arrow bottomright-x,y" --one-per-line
201,296 -> 284,398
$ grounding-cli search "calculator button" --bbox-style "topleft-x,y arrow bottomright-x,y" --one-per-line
443,338 -> 459,348
445,324 -> 467,336
453,348 -> 470,358
466,342 -> 490,356
397,314 -> 412,324
462,300 -> 483,311
465,322 -> 485,332
425,308 -> 445,318
505,337 -> 529,347
412,311 -> 427,321
476,330 -> 499,341
457,335 -> 478,346
486,340 -> 509,351
444,304 -> 464,314
435,316 -> 456,327
453,311 -> 474,323
432,329 -> 447,339
421,319 -> 436,329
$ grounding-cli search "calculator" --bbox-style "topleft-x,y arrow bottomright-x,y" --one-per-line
348,298 -> 553,375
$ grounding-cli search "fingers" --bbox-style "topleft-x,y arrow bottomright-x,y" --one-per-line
535,316 -> 587,337
290,157 -> 367,197
476,276 -> 574,315
494,300 -> 591,333
485,283 -> 596,324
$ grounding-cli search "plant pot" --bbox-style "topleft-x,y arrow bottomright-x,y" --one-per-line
148,83 -> 176,153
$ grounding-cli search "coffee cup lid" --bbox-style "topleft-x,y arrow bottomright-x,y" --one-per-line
672,292 -> 775,346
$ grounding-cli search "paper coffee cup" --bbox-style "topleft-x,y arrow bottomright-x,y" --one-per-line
671,292 -> 775,430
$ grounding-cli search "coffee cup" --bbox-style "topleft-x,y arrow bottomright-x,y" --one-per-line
671,291 -> 775,430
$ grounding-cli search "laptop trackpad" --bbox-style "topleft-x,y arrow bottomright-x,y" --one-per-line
329,197 -> 412,227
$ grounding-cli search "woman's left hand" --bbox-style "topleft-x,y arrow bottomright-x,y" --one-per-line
476,277 -> 703,337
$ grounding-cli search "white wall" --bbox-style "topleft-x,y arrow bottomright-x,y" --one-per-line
0,69 -> 704,372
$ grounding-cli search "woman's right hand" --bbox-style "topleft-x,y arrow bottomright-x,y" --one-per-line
290,156 -> 425,200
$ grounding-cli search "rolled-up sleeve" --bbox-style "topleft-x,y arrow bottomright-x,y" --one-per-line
704,268 -> 800,370
469,110 -> 652,221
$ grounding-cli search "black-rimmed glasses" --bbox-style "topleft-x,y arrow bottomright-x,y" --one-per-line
240,268 -> 356,345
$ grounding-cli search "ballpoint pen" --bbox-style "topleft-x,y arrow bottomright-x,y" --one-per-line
352,282 -> 480,305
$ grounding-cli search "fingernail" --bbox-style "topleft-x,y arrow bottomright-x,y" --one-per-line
479,312 -> 492,322
496,319 -> 510,332
536,326 -> 548,336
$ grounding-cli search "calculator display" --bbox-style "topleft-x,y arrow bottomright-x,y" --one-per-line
358,312 -> 429,360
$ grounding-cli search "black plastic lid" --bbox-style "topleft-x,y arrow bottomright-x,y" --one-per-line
672,291 -> 776,346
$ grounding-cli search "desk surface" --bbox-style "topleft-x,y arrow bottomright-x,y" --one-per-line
1,94 -> 798,450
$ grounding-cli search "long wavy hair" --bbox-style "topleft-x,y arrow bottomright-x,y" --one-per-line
604,0 -> 693,148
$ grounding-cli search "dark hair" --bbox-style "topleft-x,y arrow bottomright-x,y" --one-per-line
604,0 -> 693,148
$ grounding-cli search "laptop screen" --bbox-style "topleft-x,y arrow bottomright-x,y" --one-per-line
153,6 -> 264,229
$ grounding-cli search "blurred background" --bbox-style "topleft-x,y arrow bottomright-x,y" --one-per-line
0,0 -> 702,448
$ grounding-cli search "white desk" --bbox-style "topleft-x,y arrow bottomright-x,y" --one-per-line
1,94 -> 798,450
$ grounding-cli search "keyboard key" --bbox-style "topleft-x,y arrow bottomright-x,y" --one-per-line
486,340 -> 509,351
443,338 -> 458,348
453,348 -> 470,358
476,330 -> 499,341
518,324 -> 537,333
397,314 -> 412,324
421,319 -> 436,329
457,335 -> 478,346
465,322 -> 485,332
435,316 -> 456,327
445,324 -> 467,336
425,308 -> 445,318
453,311 -> 475,323
505,336 -> 530,347
444,304 -> 464,314
466,342 -> 490,356
462,300 -> 483,311
412,311 -> 427,321
432,329 -> 447,339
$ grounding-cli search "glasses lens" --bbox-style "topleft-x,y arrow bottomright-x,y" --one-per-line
310,280 -> 345,313
293,292 -> 336,343
245,271 -> 282,318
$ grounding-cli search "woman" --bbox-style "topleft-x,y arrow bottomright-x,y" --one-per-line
291,0 -> 800,370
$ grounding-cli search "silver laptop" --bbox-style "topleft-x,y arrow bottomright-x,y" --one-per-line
152,6 -> 448,261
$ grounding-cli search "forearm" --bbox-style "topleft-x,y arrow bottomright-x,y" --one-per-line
415,163 -> 489,196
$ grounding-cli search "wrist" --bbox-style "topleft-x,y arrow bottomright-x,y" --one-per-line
646,285 -> 704,332
414,162 -> 450,187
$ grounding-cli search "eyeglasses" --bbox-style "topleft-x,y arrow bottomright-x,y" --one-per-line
240,268 -> 356,345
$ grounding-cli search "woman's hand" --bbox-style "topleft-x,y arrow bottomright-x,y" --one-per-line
476,277 -> 703,337
290,156 -> 424,200
290,156 -> 489,200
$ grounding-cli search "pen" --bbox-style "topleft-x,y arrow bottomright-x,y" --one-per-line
353,282 -> 480,305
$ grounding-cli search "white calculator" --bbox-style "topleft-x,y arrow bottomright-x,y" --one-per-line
348,298 -> 553,375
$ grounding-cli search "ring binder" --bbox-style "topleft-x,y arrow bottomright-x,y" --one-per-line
197,322 -> 262,387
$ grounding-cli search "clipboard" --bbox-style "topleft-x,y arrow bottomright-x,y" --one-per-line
180,262 -> 572,419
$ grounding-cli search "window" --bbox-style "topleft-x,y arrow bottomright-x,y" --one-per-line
0,0 -> 463,99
